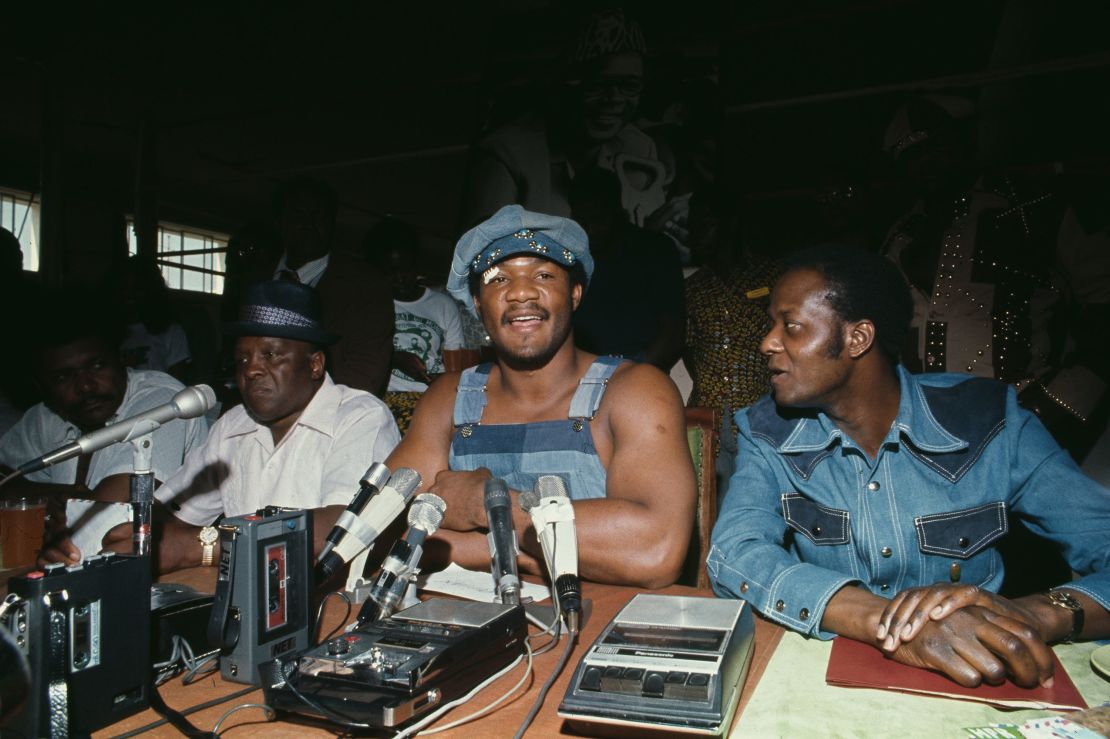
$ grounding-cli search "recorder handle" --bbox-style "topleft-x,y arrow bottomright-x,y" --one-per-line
206,529 -> 241,652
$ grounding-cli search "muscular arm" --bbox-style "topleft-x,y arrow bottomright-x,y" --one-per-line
386,366 -> 697,589
573,364 -> 695,587
384,375 -> 534,575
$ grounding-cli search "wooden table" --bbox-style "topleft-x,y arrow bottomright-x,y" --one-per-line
94,567 -> 784,737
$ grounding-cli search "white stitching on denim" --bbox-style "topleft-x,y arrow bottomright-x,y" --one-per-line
913,501 -> 1007,556
904,416 -> 1004,482
781,493 -> 850,544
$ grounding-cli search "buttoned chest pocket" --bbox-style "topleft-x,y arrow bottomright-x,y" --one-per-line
913,501 -> 1008,586
781,494 -> 850,545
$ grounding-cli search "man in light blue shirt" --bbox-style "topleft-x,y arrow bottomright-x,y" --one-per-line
709,245 -> 1110,689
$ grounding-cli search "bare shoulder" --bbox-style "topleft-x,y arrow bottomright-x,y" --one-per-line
409,371 -> 464,430
600,362 -> 686,436
605,362 -> 684,411
387,371 -> 462,473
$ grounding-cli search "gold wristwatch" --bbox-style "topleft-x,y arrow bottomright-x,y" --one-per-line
199,526 -> 219,567
1046,590 -> 1084,643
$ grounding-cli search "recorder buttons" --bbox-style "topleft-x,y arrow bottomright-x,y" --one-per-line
619,668 -> 645,694
663,671 -> 689,696
600,666 -> 623,693
685,673 -> 710,700
580,666 -> 603,691
578,666 -> 711,701
642,671 -> 666,698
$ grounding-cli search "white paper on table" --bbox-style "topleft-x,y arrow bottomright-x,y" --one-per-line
417,562 -> 550,603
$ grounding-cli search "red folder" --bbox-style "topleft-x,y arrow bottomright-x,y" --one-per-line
826,636 -> 1087,711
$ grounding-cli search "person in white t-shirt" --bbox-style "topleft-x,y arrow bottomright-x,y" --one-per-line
366,218 -> 468,432
40,281 -> 400,574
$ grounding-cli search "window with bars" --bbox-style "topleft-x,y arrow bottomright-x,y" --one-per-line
126,219 -> 228,295
0,186 -> 41,272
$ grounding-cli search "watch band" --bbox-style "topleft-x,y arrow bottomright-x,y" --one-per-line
1047,590 -> 1084,643
199,526 -> 218,567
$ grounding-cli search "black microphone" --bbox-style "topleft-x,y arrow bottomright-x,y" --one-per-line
483,478 -> 521,606
357,493 -> 446,624
315,468 -> 421,581
16,384 -> 216,475
521,474 -> 582,633
316,462 -> 391,562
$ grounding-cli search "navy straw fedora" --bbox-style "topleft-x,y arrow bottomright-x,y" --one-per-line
224,281 -> 339,346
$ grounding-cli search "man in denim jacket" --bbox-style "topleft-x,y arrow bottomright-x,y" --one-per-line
709,245 -> 1110,689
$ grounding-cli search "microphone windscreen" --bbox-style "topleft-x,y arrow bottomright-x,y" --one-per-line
360,462 -> 391,491
484,478 -> 510,510
408,493 -> 446,533
535,474 -> 570,500
388,468 -> 422,501
174,385 -> 217,419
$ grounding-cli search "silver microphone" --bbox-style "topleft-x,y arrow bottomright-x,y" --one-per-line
316,468 -> 422,580
484,478 -> 521,606
17,384 -> 216,475
359,493 -> 446,623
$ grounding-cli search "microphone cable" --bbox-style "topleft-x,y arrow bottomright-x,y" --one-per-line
511,627 -> 576,739
310,590 -> 352,645
0,468 -> 24,490
392,640 -> 534,738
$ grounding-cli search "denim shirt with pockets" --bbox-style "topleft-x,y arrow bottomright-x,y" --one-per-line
708,365 -> 1110,638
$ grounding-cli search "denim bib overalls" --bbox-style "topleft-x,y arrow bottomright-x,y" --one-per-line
447,356 -> 621,500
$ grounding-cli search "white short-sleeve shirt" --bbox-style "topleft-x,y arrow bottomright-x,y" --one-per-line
156,374 -> 401,525
0,368 -> 209,556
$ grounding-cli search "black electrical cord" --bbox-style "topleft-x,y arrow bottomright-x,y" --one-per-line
511,629 -> 576,739
312,589 -> 352,645
109,685 -> 258,738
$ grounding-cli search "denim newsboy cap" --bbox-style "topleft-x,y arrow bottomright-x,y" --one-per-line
447,205 -> 593,314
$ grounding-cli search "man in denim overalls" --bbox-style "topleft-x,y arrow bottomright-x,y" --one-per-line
386,205 -> 695,588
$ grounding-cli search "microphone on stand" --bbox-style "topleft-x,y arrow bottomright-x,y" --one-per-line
317,462 -> 391,563
357,493 -> 446,624
520,474 -> 582,633
16,385 -> 216,475
483,478 -> 521,606
315,468 -> 421,581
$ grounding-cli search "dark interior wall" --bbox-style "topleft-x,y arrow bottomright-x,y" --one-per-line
4,1 -> 1110,297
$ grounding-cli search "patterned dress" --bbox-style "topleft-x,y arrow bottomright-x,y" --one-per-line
685,257 -> 782,416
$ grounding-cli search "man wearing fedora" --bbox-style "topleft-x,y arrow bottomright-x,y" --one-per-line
43,281 -> 401,573
386,205 -> 695,589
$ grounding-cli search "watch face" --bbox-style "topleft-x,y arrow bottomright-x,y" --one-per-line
199,527 -> 219,545
1050,591 -> 1080,610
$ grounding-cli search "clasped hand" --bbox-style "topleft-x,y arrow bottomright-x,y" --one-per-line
427,468 -> 494,531
873,584 -> 1054,688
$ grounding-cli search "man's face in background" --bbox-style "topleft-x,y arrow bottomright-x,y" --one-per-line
36,336 -> 128,432
578,52 -> 645,142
